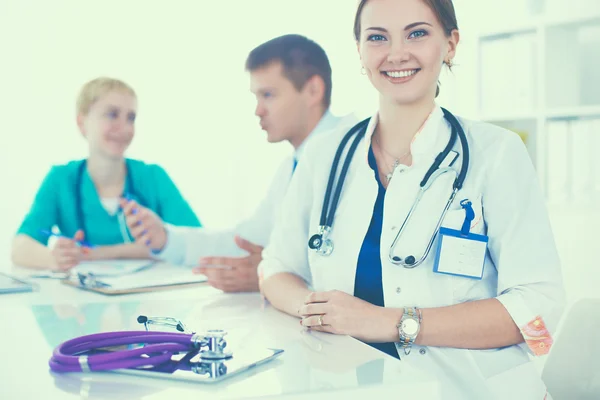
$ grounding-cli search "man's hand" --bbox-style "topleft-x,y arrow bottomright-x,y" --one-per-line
192,236 -> 263,293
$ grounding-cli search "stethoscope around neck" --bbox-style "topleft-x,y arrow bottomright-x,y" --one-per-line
308,107 -> 469,268
75,159 -> 142,243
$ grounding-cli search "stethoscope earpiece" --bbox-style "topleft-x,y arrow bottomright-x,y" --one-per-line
390,255 -> 415,265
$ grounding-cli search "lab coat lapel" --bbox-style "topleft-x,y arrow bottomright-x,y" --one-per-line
379,106 -> 456,309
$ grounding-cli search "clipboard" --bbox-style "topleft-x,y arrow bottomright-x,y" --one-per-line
61,261 -> 207,295
0,272 -> 37,294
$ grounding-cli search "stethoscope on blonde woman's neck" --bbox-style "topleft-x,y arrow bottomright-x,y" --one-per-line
75,159 -> 146,243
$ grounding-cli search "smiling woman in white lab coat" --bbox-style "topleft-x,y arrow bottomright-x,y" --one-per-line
258,0 -> 565,398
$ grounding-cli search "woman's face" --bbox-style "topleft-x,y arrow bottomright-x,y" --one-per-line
357,0 -> 459,105
78,90 -> 137,159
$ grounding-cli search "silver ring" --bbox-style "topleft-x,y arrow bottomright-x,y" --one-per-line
317,315 -> 324,326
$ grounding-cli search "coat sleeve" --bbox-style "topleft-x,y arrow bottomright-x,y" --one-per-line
258,146 -> 316,287
484,131 -> 566,356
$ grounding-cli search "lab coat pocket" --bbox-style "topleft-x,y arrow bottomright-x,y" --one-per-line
438,194 -> 490,303
441,193 -> 485,235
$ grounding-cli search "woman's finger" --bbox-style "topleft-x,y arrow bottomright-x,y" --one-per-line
121,199 -> 140,216
305,291 -> 331,304
129,222 -> 147,239
125,212 -> 140,230
56,256 -> 78,270
299,303 -> 328,316
59,247 -> 83,258
55,237 -> 76,248
301,314 -> 329,328
138,231 -> 153,247
304,325 -> 334,334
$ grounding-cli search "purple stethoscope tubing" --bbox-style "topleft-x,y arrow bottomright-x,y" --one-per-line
49,331 -> 197,373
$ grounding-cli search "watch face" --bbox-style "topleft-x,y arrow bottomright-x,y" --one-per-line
402,319 -> 419,336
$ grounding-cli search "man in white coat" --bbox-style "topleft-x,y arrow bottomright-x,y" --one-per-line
122,34 -> 354,292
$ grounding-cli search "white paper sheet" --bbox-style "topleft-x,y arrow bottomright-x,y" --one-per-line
73,259 -> 155,277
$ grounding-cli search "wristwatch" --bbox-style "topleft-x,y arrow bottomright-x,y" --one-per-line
397,306 -> 421,355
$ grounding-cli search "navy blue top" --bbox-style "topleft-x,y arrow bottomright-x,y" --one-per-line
353,145 -> 399,359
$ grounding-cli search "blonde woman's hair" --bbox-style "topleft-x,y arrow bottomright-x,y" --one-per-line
76,77 -> 136,115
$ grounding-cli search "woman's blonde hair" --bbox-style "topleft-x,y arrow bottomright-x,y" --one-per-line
75,77 -> 136,115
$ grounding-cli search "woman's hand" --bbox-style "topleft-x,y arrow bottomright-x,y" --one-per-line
120,199 -> 167,252
50,230 -> 90,271
298,290 -> 401,343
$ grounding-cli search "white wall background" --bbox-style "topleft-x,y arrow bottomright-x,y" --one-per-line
0,0 -> 476,257
0,0 -> 597,306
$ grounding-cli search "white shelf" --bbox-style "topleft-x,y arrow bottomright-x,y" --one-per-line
546,106 -> 600,120
475,2 -> 600,205
479,22 -> 539,40
478,12 -> 600,40
480,113 -> 539,122
545,13 -> 600,29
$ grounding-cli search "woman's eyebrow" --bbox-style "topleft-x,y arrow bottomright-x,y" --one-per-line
365,22 -> 433,33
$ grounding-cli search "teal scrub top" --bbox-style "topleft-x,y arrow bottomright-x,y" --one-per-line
16,159 -> 202,246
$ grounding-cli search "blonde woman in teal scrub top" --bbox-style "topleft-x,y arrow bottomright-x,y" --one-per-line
11,77 -> 201,271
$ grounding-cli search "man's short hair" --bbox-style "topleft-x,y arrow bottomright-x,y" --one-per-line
245,34 -> 332,109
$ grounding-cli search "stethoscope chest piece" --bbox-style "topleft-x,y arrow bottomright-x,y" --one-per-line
308,226 -> 333,256
195,329 -> 232,360
140,316 -> 233,360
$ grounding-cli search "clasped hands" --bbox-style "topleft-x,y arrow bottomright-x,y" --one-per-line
297,290 -> 400,343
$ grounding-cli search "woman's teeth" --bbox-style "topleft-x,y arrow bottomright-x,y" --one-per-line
384,69 -> 418,78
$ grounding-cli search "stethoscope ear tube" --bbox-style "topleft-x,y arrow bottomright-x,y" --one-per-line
388,185 -> 459,268
49,331 -> 195,373
441,108 -> 469,190
76,159 -> 144,243
325,124 -> 369,228
319,118 -> 371,227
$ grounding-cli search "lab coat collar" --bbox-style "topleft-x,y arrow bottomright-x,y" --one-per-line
361,104 -> 445,165
295,109 -> 338,160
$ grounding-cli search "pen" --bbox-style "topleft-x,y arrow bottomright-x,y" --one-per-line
40,230 -> 95,248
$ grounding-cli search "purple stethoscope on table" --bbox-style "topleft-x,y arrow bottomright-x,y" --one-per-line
49,315 -> 232,373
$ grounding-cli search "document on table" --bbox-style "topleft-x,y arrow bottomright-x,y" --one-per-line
100,263 -> 207,290
73,259 -> 155,277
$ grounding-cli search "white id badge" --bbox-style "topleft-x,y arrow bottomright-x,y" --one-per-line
433,228 -> 488,279
433,199 -> 488,279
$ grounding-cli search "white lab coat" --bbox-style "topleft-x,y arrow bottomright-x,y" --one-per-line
156,111 -> 358,266
259,105 -> 566,399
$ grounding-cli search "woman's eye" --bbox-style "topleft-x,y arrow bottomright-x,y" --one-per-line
367,34 -> 386,42
127,113 -> 136,123
106,110 -> 118,119
408,30 -> 428,40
